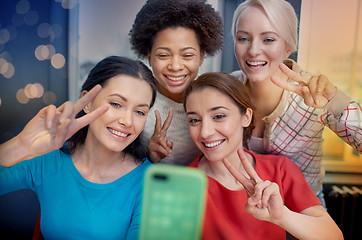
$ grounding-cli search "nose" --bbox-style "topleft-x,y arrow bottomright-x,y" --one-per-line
118,109 -> 132,127
168,56 -> 183,71
248,40 -> 261,57
200,119 -> 214,139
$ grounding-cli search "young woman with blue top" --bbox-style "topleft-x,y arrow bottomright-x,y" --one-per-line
0,56 -> 157,239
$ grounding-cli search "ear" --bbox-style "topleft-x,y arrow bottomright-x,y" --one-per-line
81,90 -> 91,114
284,45 -> 294,58
241,108 -> 253,128
199,51 -> 205,66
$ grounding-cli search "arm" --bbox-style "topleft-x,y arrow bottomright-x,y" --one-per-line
147,108 -> 174,163
272,63 -> 362,152
0,85 -> 109,167
223,149 -> 343,240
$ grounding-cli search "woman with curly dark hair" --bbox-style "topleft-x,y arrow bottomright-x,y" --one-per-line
129,0 -> 223,165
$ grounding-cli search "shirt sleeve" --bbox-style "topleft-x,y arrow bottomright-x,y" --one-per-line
0,159 -> 36,196
323,89 -> 362,152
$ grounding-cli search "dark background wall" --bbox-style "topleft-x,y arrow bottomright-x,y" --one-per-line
0,0 -> 68,238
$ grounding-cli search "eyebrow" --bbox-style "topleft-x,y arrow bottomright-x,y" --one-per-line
155,46 -> 197,52
237,30 -> 280,37
109,94 -> 150,108
187,106 -> 229,115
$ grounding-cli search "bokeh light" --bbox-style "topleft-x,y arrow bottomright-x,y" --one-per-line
0,29 -> 10,44
24,83 -> 33,98
16,0 -> 30,15
30,83 -> 44,98
60,0 -> 79,9
1,61 -> 15,79
24,11 -> 39,26
16,89 -> 30,104
43,91 -> 57,104
37,23 -> 51,38
51,53 -> 65,69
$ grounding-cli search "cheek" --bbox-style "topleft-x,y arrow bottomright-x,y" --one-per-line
188,126 -> 199,142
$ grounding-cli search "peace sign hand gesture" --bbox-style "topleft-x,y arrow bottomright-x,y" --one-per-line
147,108 -> 174,163
271,63 -> 337,109
223,149 -> 284,223
17,85 -> 109,160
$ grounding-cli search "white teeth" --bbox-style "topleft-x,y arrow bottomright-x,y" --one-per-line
168,76 -> 185,81
109,128 -> 128,137
247,61 -> 266,66
204,140 -> 223,148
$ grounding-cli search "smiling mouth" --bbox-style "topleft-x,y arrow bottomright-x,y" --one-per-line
204,140 -> 225,148
108,128 -> 129,138
246,61 -> 267,68
166,75 -> 186,82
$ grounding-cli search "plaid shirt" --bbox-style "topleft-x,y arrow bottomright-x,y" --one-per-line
233,59 -> 362,194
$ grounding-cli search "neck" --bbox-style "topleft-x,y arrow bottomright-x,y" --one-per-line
71,137 -> 137,184
247,71 -> 287,116
157,82 -> 184,103
200,149 -> 254,190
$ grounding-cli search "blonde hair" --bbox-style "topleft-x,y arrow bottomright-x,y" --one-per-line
231,0 -> 298,52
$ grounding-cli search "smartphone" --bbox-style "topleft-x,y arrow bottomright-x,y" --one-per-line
139,164 -> 207,240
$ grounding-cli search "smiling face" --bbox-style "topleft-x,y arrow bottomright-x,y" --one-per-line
148,27 -> 204,103
234,6 -> 292,83
84,75 -> 153,153
185,87 -> 251,162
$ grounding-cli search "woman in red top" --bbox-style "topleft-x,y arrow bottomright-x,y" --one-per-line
184,72 -> 342,240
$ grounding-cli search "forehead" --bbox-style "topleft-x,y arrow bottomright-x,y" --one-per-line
152,27 -> 200,49
236,6 -> 275,31
187,87 -> 235,109
101,75 -> 153,103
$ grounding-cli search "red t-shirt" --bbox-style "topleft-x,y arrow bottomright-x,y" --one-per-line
188,150 -> 321,240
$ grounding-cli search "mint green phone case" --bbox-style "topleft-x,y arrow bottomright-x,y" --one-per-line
139,164 -> 207,240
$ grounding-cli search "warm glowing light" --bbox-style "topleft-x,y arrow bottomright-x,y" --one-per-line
0,58 -> 8,74
0,97 -> 2,107
16,0 -> 30,15
24,83 -> 33,98
43,91 -> 57,104
46,44 -> 56,59
0,29 -> 10,44
30,83 -> 44,98
16,89 -> 29,104
51,53 -> 65,69
2,62 -> 15,79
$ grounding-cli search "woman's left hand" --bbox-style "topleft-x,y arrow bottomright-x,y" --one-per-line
271,63 -> 337,108
223,149 -> 284,222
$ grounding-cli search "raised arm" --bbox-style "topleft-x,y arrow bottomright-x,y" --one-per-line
272,63 -> 362,152
223,149 -> 343,240
0,85 -> 108,167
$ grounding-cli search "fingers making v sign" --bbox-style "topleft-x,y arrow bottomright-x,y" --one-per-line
270,63 -> 337,109
223,149 -> 284,223
147,108 -> 174,163
18,84 -> 109,158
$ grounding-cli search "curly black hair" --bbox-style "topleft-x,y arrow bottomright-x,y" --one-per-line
129,0 -> 223,58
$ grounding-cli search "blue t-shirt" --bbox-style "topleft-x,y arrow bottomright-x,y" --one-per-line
0,150 -> 152,240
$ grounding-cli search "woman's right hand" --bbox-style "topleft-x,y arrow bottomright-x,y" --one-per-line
147,108 -> 173,163
0,85 -> 108,165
